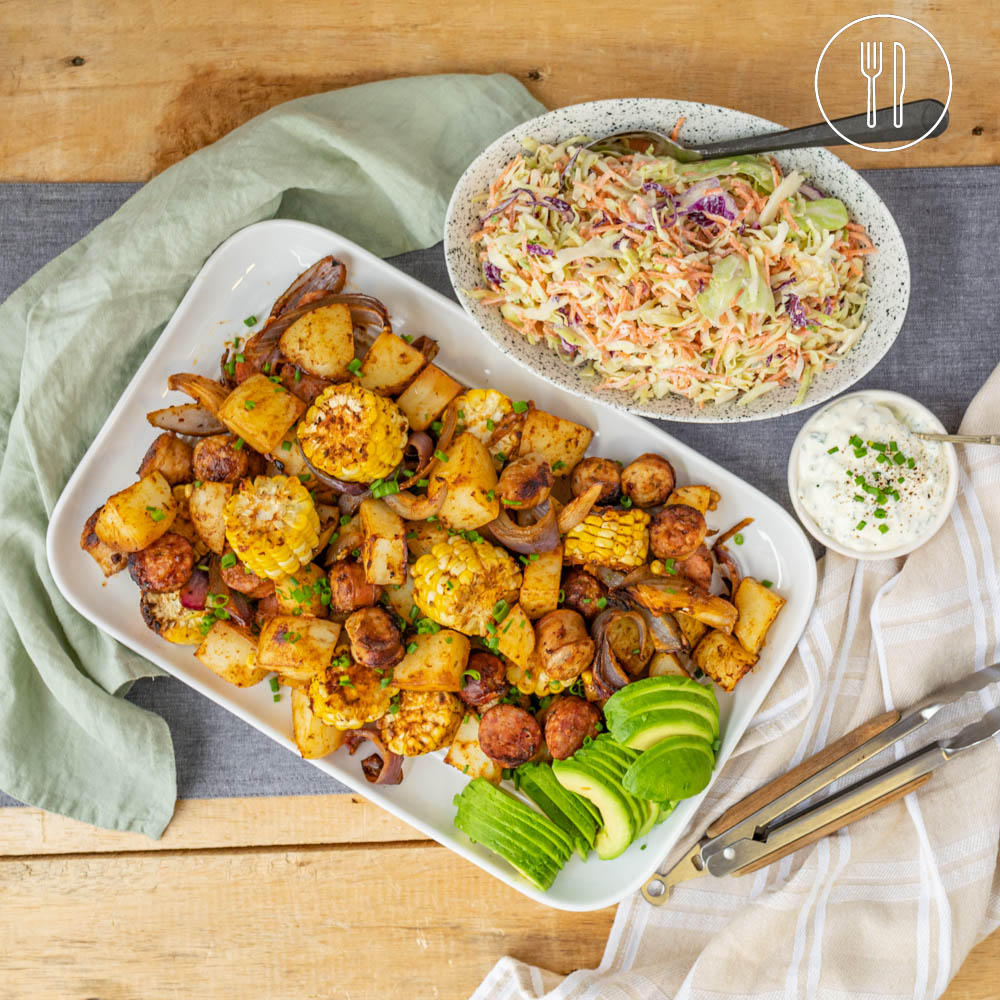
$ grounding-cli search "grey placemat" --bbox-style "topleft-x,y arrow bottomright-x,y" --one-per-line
2,168 -> 997,807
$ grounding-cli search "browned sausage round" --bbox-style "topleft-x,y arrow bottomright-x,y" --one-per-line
345,607 -> 404,669
328,560 -> 382,613
255,591 -> 280,630
680,543 -> 713,591
128,532 -> 196,592
497,452 -> 554,510
620,452 -> 676,507
137,433 -> 194,485
458,652 -> 510,708
534,609 -> 596,681
192,434 -> 264,483
650,504 -> 707,561
570,457 -> 621,504
561,568 -> 608,621
544,696 -> 601,760
478,704 -> 542,768
220,551 -> 275,599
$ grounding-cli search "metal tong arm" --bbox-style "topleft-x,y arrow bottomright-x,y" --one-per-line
705,744 -> 944,877
699,709 -> 926,866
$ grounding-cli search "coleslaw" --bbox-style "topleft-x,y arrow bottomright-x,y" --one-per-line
470,136 -> 875,406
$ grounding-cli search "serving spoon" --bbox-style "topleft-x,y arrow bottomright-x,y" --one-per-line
915,431 -> 1000,447
560,98 -> 948,183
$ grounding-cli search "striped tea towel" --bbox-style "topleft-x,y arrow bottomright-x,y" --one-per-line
473,365 -> 1000,1000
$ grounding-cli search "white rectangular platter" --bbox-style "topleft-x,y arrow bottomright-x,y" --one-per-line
47,219 -> 817,911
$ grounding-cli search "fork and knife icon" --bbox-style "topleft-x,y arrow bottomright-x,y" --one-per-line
861,41 -> 906,127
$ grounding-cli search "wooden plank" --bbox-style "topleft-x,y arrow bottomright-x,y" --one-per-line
1,0 -> 995,181
944,931 -> 1000,1000
0,842 -> 615,999
0,795 -> 425,856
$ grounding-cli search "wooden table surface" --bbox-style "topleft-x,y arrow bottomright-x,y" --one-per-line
2,1 -> 998,997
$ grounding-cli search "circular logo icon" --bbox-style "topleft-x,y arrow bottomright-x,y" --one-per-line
815,14 -> 952,153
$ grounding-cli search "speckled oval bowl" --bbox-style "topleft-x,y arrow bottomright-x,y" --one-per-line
444,99 -> 910,423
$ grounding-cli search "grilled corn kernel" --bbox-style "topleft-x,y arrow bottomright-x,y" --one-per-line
563,507 -> 650,571
309,659 -> 398,730
411,535 -> 521,636
297,383 -> 408,483
453,388 -> 518,459
223,475 -> 320,580
379,690 -> 464,756
504,660 -> 570,698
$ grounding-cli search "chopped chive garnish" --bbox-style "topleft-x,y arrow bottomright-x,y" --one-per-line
294,368 -> 302,383
621,496 -> 633,508
401,334 -> 413,343
233,437 -> 244,450
762,579 -> 773,588
145,505 -> 166,522
430,421 -> 443,434
273,693 -> 281,702
495,452 -> 507,462
889,441 -> 898,452
558,589 -> 565,603
434,450 -> 449,462
234,353 -> 245,363
895,453 -> 907,466
486,489 -> 495,502
485,418 -> 495,431
225,361 -> 236,376
733,533 -> 744,545
347,358 -> 362,374
853,494 -> 864,502
263,362 -> 271,373
854,447 -> 868,458
462,669 -> 481,681
221,553 -> 237,570
878,524 -> 890,534
856,519 -> 867,531
512,400 -> 528,413
406,642 -> 418,655
417,478 -> 429,488
244,399 -> 256,410
870,441 -> 887,452
244,315 -> 257,327
827,446 -> 839,454
596,597 -> 608,610
551,460 -> 566,471
874,508 -> 887,519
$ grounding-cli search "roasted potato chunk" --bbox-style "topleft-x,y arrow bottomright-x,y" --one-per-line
359,498 -> 407,586
195,620 -> 269,687
358,330 -> 427,396
673,609 -> 708,648
279,303 -> 355,380
81,507 -> 128,577
188,480 -> 233,555
667,485 -> 720,515
518,409 -> 593,473
395,363 -> 462,431
692,629 -> 757,691
428,432 -> 499,531
444,712 -> 504,783
257,615 -> 342,682
137,433 -> 194,485
405,518 -> 449,559
291,687 -> 345,759
392,630 -> 471,691
217,374 -> 306,455
495,602 -> 535,670
733,578 -> 786,655
274,562 -> 328,617
95,472 -> 178,553
518,546 -> 563,620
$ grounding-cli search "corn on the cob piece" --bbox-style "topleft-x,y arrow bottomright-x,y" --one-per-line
309,659 -> 398,730
223,475 -> 320,580
379,690 -> 464,756
453,388 -> 518,459
505,660 -> 574,698
297,382 -> 408,483
563,507 -> 650,571
411,535 -> 521,636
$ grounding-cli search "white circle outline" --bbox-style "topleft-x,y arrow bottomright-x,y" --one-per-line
814,14 -> 952,153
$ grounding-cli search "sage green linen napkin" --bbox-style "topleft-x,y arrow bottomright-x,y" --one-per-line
0,73 -> 545,837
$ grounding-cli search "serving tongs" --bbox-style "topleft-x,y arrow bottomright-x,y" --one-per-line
643,664 -> 1000,904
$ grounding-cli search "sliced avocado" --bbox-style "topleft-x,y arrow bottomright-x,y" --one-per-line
606,690 -> 720,739
517,763 -> 597,861
455,810 -> 561,889
552,759 -> 635,860
634,798 -> 659,839
654,801 -> 677,825
612,708 -> 717,750
623,737 -> 716,802
605,676 -> 718,728
453,778 -> 572,888
459,779 -> 575,863
570,747 -> 646,833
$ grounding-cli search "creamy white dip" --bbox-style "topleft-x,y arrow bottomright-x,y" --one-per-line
797,396 -> 949,553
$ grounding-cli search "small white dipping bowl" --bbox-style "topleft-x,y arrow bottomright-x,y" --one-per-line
787,390 -> 959,560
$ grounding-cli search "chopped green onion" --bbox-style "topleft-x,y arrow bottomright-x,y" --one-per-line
406,642 -> 417,655
849,434 -> 863,447
233,437 -> 244,451
733,533 -> 744,545
856,520 -> 867,531
663,558 -> 675,573
485,489 -> 495,502
462,669 -> 481,681
145,505 -> 166,522
281,441 -> 292,452
485,418 -> 495,431
551,460 -> 565,472
221,553 -> 237,570
234,353 -> 245,363
827,446 -> 839,454
596,597 -> 608,610
401,334 -> 413,344
889,441 -> 898,452
244,399 -> 256,410
434,450 -> 449,462
416,478 -> 429,488
878,524 -> 890,534
762,579 -> 773,588
869,441 -> 887,452
347,359 -> 362,374
874,508 -> 887,519
558,589 -> 565,603
224,360 -> 236,376
244,315 -> 257,327
269,676 -> 280,692
512,400 -> 528,413
294,368 -> 302,383
272,693 -> 281,702
621,496 -> 633,508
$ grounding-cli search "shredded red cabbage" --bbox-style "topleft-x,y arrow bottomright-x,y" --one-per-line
676,177 -> 738,223
483,262 -> 502,285
785,293 -> 809,328
527,243 -> 554,256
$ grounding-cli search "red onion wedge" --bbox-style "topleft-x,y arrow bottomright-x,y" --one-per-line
489,501 -> 559,554
147,403 -> 224,437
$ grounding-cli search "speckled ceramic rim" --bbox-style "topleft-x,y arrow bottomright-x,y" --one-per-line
787,390 -> 959,560
444,98 -> 911,423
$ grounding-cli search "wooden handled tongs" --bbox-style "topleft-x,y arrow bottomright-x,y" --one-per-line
643,664 -> 1000,904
